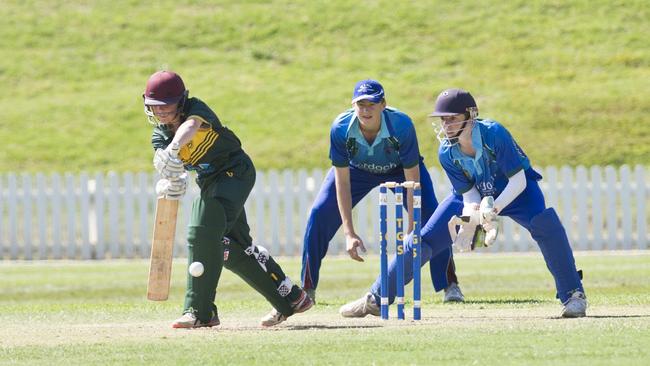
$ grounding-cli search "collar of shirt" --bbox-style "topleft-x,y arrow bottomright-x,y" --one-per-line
450,122 -> 484,175
347,112 -> 390,156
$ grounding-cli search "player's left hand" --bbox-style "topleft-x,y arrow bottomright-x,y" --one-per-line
449,203 -> 481,252
153,147 -> 184,179
479,196 -> 499,246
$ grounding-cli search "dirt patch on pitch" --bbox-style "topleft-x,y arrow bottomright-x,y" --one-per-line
2,305 -> 649,348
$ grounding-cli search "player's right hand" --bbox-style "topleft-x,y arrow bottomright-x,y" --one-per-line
449,203 -> 481,252
345,233 -> 366,262
153,148 -> 185,179
454,223 -> 476,252
155,173 -> 187,200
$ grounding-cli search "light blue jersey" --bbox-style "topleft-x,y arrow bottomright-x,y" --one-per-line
329,107 -> 421,174
429,118 -> 583,304
438,119 -> 541,197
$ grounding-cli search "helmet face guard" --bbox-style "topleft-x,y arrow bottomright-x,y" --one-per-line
142,71 -> 188,127
143,90 -> 188,128
434,107 -> 478,146
429,88 -> 478,146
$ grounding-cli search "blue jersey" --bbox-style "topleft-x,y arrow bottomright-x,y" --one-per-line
329,107 -> 421,175
438,119 -> 541,197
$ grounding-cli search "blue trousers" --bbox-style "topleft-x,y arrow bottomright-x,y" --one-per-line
300,161 -> 454,291
370,178 -> 584,304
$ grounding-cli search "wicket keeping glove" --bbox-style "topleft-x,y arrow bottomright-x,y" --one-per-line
448,203 -> 481,252
155,173 -> 187,200
479,196 -> 499,247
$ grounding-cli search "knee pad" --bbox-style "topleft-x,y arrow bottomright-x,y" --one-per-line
221,238 -> 296,315
276,276 -> 294,298
243,243 -> 295,297
244,243 -> 270,272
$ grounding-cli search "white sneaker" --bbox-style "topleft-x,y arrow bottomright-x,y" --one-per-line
443,282 -> 464,303
260,309 -> 287,327
260,289 -> 314,327
172,312 -> 220,329
339,292 -> 380,318
561,291 -> 587,318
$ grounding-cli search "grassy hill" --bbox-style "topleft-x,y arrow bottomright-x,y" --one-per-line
0,0 -> 648,172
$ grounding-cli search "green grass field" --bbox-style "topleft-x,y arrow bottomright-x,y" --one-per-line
1,252 -> 649,365
0,0 -> 648,172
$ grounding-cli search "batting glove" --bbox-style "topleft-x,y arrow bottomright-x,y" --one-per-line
155,173 -> 188,200
153,143 -> 184,179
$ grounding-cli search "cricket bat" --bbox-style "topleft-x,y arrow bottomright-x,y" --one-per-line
147,197 -> 180,301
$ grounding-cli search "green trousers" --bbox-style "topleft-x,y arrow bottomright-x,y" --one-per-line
183,155 -> 303,322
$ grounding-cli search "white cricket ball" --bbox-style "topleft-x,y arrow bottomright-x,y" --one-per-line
188,261 -> 204,277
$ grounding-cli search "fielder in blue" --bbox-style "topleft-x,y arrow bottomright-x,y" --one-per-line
301,80 -> 464,304
341,88 -> 587,318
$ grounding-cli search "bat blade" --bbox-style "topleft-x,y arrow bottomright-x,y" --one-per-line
147,198 -> 180,301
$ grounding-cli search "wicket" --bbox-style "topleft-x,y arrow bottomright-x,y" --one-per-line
379,181 -> 422,320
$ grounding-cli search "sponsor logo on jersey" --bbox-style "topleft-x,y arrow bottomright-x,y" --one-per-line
477,179 -> 496,196
351,161 -> 398,174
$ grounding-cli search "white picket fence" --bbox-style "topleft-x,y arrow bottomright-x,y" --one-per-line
0,165 -> 648,260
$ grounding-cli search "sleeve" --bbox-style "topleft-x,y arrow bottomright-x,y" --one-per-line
186,98 -> 221,127
439,151 -> 475,194
185,114 -> 210,127
493,123 -> 526,178
462,187 -> 481,205
151,129 -> 170,151
494,169 -> 526,211
329,122 -> 350,168
396,117 -> 420,169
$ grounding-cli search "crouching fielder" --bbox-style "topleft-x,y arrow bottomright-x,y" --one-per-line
429,88 -> 586,317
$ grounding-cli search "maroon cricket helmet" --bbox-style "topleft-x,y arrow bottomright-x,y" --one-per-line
143,71 -> 187,106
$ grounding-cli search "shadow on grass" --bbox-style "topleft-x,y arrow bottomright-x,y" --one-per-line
583,315 -> 650,319
284,324 -> 383,331
461,299 -> 547,305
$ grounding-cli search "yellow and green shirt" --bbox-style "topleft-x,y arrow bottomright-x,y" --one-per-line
151,97 -> 246,178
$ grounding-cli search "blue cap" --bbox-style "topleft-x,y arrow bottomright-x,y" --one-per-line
351,79 -> 385,104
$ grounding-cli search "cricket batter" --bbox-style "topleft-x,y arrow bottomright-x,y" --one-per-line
341,88 -> 587,318
301,79 -> 465,305
144,70 -> 312,328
